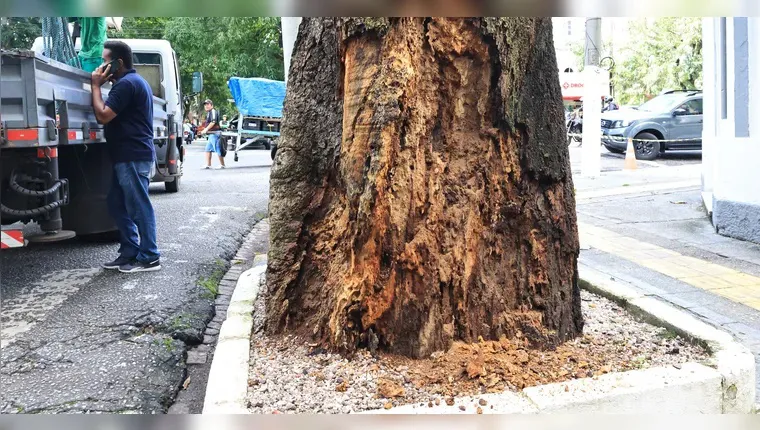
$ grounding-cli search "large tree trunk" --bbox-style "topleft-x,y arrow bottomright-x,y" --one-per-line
266,18 -> 583,358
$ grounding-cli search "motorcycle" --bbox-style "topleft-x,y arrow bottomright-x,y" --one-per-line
567,107 -> 583,145
183,124 -> 196,145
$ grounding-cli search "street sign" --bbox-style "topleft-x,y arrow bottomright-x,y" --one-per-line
560,71 -> 610,100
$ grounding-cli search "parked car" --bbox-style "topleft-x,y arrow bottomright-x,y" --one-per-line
601,90 -> 703,160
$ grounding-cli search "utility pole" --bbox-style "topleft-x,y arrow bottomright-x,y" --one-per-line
584,17 -> 602,67
582,17 -> 603,178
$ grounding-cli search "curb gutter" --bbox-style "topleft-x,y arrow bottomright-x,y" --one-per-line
202,255 -> 266,414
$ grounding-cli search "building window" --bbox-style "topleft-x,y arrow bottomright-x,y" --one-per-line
720,17 -> 728,120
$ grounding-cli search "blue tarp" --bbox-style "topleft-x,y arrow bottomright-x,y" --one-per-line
227,77 -> 286,118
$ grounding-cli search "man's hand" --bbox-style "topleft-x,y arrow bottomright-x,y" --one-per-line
91,64 -> 117,125
91,64 -> 112,87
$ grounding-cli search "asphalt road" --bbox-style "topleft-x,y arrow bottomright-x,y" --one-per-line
0,142 -> 272,413
569,143 -> 702,173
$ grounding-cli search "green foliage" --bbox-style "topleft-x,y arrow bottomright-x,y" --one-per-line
198,259 -> 227,299
164,17 -> 284,117
566,18 -> 702,106
614,18 -> 702,105
1,17 -> 42,50
105,17 -> 283,119
107,17 -> 169,39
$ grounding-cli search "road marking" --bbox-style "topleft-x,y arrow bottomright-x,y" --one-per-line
579,222 -> 760,311
178,206 -> 248,232
122,280 -> 139,290
1,268 -> 100,349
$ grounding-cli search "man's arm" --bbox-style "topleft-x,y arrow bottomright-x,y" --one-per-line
92,85 -> 117,124
201,110 -> 218,134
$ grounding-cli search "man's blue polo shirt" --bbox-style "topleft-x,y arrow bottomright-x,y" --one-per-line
104,69 -> 156,163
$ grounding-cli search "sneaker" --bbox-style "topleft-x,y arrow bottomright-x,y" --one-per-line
216,165 -> 226,170
119,259 -> 162,273
201,165 -> 210,169
103,255 -> 135,270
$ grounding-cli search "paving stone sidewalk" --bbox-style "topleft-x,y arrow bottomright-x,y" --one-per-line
575,171 -> 760,401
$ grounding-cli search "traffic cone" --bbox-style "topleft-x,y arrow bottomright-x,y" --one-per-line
624,138 -> 637,170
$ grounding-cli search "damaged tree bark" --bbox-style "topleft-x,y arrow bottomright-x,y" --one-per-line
266,17 -> 583,358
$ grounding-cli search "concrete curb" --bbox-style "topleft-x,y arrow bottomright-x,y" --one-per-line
203,258 -> 755,414
202,256 -> 266,414
577,265 -> 756,413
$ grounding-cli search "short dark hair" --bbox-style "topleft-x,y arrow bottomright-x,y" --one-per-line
103,40 -> 133,69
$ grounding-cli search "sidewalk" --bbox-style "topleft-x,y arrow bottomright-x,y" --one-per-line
574,166 -> 760,398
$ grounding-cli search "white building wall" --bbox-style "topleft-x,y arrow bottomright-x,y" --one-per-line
703,17 -> 760,243
701,18 -> 717,207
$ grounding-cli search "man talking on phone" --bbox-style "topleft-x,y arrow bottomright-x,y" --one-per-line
91,40 -> 162,273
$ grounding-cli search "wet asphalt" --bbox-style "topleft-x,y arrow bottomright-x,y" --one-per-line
0,142 -> 272,413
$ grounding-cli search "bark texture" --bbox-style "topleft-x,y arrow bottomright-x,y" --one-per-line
267,18 -> 583,358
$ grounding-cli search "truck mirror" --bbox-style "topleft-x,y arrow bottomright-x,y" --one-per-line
192,72 -> 203,94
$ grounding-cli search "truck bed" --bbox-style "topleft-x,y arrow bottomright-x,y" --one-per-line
0,50 -> 170,149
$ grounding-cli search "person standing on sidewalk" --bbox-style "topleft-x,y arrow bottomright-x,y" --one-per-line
200,99 -> 225,169
91,40 -> 162,273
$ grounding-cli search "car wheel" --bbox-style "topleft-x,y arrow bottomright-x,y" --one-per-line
263,139 -> 272,150
271,144 -> 278,160
633,132 -> 661,161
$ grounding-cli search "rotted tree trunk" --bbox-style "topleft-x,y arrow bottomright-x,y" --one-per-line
266,17 -> 583,358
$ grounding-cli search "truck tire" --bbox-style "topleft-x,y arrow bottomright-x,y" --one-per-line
633,132 -> 661,161
165,176 -> 180,193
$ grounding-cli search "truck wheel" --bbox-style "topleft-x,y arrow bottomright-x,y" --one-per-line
633,132 -> 661,161
165,176 -> 180,193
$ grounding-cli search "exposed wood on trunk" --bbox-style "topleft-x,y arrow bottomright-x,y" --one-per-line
267,18 -> 583,358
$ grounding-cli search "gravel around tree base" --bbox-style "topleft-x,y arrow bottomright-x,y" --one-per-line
247,289 -> 709,414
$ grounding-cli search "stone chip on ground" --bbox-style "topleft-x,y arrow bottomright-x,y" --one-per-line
247,290 -> 709,414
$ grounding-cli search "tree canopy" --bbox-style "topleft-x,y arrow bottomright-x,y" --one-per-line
2,17 -> 284,119
164,17 -> 284,118
109,17 -> 284,118
569,18 -> 702,106
614,18 -> 702,105
1,17 -> 42,50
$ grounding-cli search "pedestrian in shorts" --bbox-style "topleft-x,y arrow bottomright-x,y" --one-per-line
200,99 -> 225,169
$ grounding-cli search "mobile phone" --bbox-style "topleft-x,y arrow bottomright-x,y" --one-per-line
101,59 -> 120,74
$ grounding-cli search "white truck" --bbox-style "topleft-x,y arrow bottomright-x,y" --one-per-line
0,38 -> 197,248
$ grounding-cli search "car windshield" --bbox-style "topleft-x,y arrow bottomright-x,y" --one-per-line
637,94 -> 684,113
